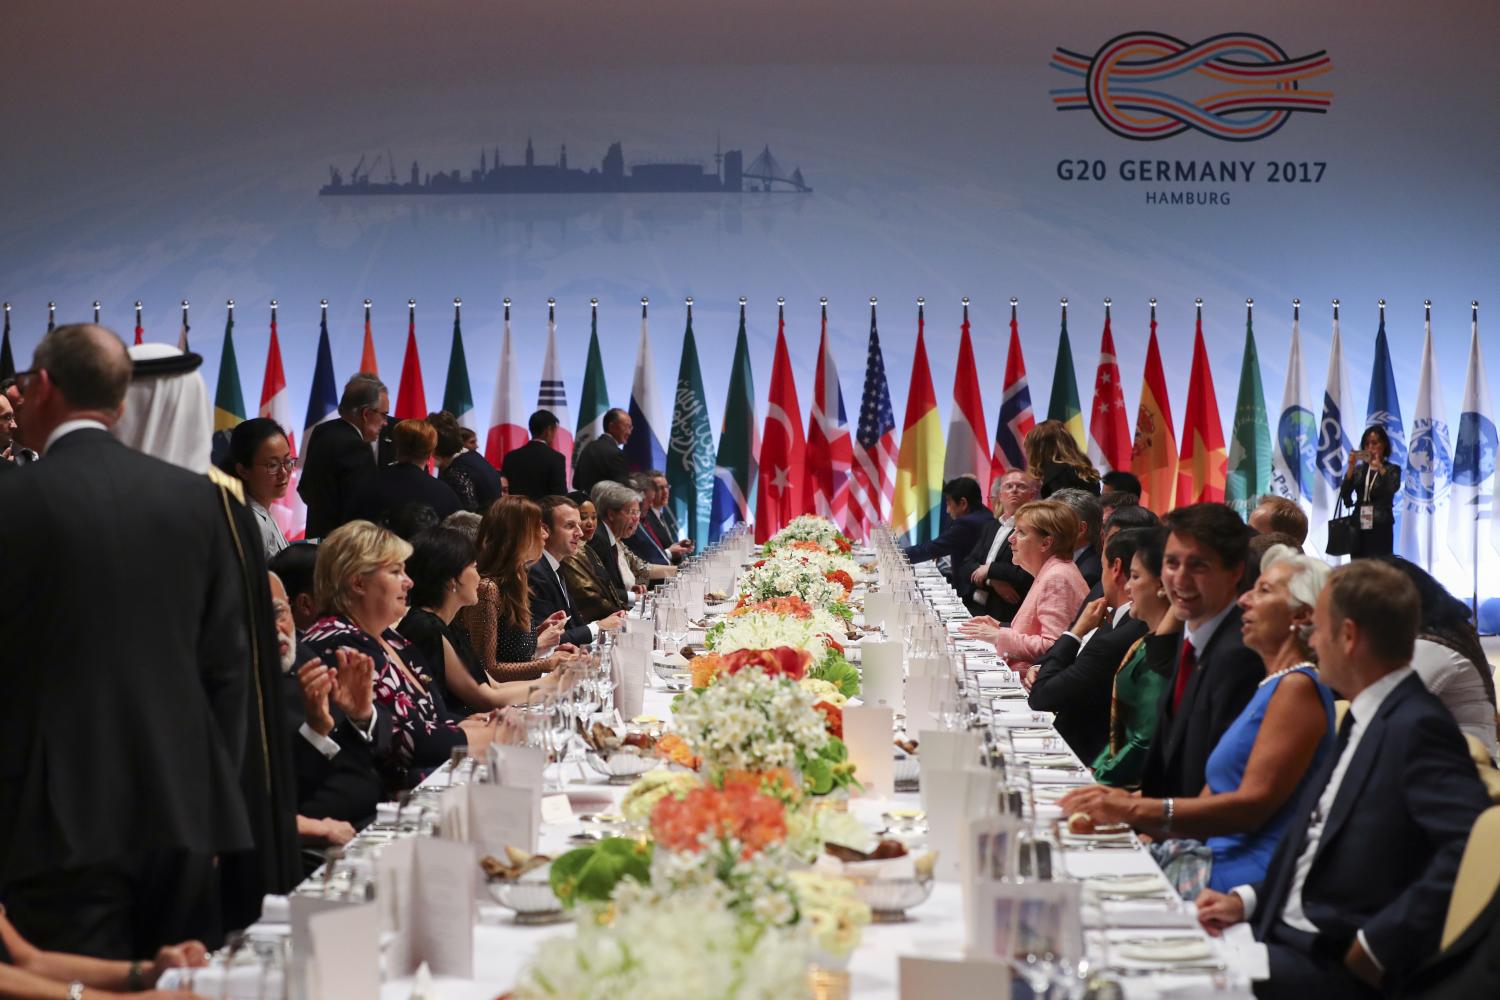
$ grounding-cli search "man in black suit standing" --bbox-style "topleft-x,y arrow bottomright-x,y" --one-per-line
1138,503 -> 1264,799
572,407 -> 633,495
529,496 -> 626,645
0,324 -> 253,957
959,469 -> 1038,619
502,409 -> 568,501
298,373 -> 388,539
1196,560 -> 1490,998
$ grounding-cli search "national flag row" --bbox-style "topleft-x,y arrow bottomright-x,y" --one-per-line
3,295 -> 1494,585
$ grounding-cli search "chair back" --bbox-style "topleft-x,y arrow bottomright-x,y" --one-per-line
1440,805 -> 1500,950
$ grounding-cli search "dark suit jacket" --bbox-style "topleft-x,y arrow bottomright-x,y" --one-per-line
1339,461 -> 1403,528
1074,546 -> 1103,591
1402,875 -> 1500,999
572,435 -> 631,495
528,556 -> 595,646
280,649 -> 393,828
1250,674 -> 1490,987
589,528 -> 628,594
904,508 -> 992,566
640,508 -> 677,552
0,429 -> 252,881
626,520 -> 672,565
1139,605 -> 1264,799
1027,611 -> 1149,762
347,462 -> 462,525
443,449 -> 503,513
299,418 -> 376,538
977,522 -> 1035,620
502,440 -> 567,501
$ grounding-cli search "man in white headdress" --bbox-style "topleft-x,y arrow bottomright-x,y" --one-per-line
111,342 -> 214,475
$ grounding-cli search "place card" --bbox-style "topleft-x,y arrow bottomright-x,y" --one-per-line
306,902 -> 380,1000
922,766 -> 997,882
861,640 -> 904,713
288,894 -> 356,1000
862,590 -> 893,629
969,881 -> 1084,967
899,956 -> 1009,998
917,728 -> 983,770
540,792 -> 575,824
841,705 -> 894,798
488,743 -> 547,792
613,645 -> 649,718
408,837 -> 475,978
467,783 -> 539,856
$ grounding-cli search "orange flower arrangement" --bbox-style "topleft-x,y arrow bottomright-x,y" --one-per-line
656,733 -> 701,770
650,782 -> 788,858
721,767 -> 803,806
833,535 -> 853,554
721,646 -> 812,681
824,569 -> 855,595
689,652 -> 725,688
730,595 -> 815,618
787,540 -> 826,554
820,635 -> 846,656
813,701 -> 843,740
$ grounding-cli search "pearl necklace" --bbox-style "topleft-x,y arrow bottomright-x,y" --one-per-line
1259,661 -> 1314,687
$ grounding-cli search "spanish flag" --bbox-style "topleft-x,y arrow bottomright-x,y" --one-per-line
1130,301 -> 1177,514
1176,301 -> 1227,506
891,300 -> 946,544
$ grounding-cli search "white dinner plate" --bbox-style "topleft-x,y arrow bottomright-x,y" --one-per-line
1113,937 -> 1214,963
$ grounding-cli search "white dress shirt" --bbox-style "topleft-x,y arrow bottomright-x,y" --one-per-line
603,523 -> 636,590
1185,599 -> 1235,655
1232,667 -> 1414,970
972,517 -> 1014,607
44,418 -> 110,453
542,549 -> 598,640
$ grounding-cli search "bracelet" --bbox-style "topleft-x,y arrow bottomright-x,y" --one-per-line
126,960 -> 147,991
1162,797 -> 1175,831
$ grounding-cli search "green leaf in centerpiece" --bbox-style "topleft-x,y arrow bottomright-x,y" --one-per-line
808,651 -> 860,698
549,837 -> 654,908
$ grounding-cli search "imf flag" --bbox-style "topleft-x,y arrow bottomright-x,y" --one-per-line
1312,302 -> 1353,552
1449,303 -> 1499,571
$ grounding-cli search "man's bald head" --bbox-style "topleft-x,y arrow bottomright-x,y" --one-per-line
34,324 -> 132,411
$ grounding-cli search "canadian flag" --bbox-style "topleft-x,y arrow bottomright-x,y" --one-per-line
260,303 -> 306,540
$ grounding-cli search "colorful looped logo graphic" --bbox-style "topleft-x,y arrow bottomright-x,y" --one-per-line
1050,32 -> 1332,142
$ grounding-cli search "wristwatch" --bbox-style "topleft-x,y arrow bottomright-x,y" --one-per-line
67,983 -> 85,1000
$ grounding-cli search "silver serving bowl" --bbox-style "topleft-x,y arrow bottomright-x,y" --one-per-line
585,749 -> 661,784
848,874 -> 935,922
892,754 -> 920,786
486,865 -> 569,925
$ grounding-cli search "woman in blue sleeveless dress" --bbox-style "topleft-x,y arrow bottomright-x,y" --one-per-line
1054,544 -> 1336,894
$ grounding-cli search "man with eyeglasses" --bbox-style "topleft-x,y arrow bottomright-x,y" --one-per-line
298,372 -> 388,539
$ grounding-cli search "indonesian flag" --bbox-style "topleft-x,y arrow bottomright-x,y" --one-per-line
260,306 -> 306,540
1176,303 -> 1228,506
755,301 -> 806,543
806,300 -> 853,533
485,300 -> 528,467
394,304 -> 428,421
943,299 -> 991,490
1087,303 -> 1132,474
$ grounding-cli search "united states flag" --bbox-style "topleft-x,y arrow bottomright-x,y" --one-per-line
849,300 -> 897,538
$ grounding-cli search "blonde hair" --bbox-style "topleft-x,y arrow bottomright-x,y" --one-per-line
1015,499 -> 1081,555
1024,420 -> 1100,485
314,519 -> 413,617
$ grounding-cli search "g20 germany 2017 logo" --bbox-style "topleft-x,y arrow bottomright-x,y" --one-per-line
1050,32 -> 1332,142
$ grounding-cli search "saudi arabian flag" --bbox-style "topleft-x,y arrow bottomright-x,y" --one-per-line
1048,302 -> 1086,451
666,302 -> 716,547
710,299 -> 758,540
213,306 -> 247,432
574,301 -> 611,462
1226,303 -> 1273,515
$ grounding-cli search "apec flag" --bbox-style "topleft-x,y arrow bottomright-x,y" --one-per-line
1312,303 -> 1354,551
1269,302 -> 1317,512
666,300 -> 716,547
574,300 -> 611,466
1131,301 -> 1177,515
302,304 -> 340,449
625,298 -> 668,474
1449,303 -> 1500,565
1226,300 -> 1272,516
259,304 -> 305,539
890,300 -> 946,545
1047,300 -> 1086,452
1175,302 -> 1227,506
850,299 -> 898,538
443,299 -> 476,431
359,300 -> 379,375
755,300 -> 806,543
1399,307 -> 1452,573
808,299 -> 854,532
993,299 -> 1035,482
710,298 -> 758,540
537,300 -> 573,481
213,303 -> 246,433
944,299 -> 991,491
1086,301 -> 1131,475
394,302 -> 428,421
484,300 -> 528,467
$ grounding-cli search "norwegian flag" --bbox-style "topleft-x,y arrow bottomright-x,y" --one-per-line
806,299 -> 854,533
1087,301 -> 1132,473
992,298 -> 1035,482
849,298 -> 897,537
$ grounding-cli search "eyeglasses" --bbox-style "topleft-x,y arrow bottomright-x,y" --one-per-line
259,458 -> 297,473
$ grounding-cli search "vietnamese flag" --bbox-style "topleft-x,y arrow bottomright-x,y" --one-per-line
890,299 -> 946,544
1087,301 -> 1132,474
1131,301 -> 1178,514
1175,301 -> 1227,506
755,299 -> 806,543
394,300 -> 427,421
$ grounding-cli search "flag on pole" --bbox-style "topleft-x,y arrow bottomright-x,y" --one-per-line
850,298 -> 898,537
1366,302 -> 1407,541
2,304 -> 17,380
394,301 -> 428,421
1131,300 -> 1177,515
133,302 -> 144,346
1449,302 -> 1499,577
484,299 -> 528,467
808,298 -> 854,531
260,302 -> 304,539
1399,303 -> 1452,573
891,299 -> 946,545
1047,300 -> 1086,452
1312,301 -> 1354,549
1087,300 -> 1131,475
442,298 -> 476,431
212,304 -> 246,433
666,299 -> 716,547
625,298 -> 668,474
537,299 -> 573,481
993,298 -> 1035,484
1269,300 -> 1317,514
1226,300 -> 1273,516
177,301 -> 190,352
359,300 -> 379,375
1176,301 -> 1228,506
710,297 -> 758,540
755,299 -> 806,543
303,302 -> 340,448
944,298 -> 991,491
574,299 -> 610,465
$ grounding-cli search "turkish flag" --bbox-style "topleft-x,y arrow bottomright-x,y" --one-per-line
755,304 -> 806,542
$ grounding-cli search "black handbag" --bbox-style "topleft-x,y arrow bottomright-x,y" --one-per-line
1325,492 -> 1359,557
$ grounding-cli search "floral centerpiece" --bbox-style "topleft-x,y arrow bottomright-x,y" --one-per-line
706,605 -> 845,659
735,555 -> 851,612
765,515 -> 854,555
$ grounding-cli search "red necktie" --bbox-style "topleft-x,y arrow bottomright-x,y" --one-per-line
1171,639 -> 1198,713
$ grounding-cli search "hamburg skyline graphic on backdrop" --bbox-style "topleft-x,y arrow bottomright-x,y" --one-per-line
1050,31 -> 1333,141
320,138 -> 811,196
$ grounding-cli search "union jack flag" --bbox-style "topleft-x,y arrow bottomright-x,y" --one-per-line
849,301 -> 897,537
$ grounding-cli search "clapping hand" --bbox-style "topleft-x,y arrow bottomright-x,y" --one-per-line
296,658 -> 336,737
329,648 -> 376,728
537,611 -> 568,650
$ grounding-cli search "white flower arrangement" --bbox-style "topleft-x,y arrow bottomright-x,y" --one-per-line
788,870 -> 873,960
620,769 -> 703,824
764,545 -> 862,582
798,677 -> 847,707
766,515 -> 853,554
736,557 -> 848,609
671,666 -> 831,775
709,608 -> 843,658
